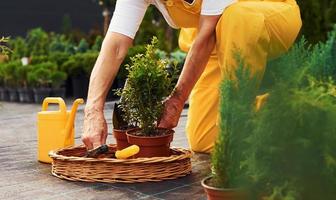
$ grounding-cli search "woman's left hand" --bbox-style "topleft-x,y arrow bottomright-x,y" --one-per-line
158,96 -> 185,129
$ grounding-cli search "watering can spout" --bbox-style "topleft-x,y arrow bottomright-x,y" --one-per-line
65,98 -> 84,140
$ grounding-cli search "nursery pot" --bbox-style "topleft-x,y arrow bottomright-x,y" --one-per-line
126,128 -> 174,158
18,88 -> 34,103
8,88 -> 19,102
51,87 -> 66,99
113,129 -> 132,150
33,88 -> 51,104
0,87 -> 9,101
71,74 -> 89,99
202,176 -> 247,200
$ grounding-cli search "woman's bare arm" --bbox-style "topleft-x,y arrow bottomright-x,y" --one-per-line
159,15 -> 221,129
82,32 -> 133,149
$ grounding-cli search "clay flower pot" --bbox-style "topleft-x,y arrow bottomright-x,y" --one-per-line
126,128 -> 174,158
113,129 -> 132,150
201,176 -> 247,200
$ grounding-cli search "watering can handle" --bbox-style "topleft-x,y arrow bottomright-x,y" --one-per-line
42,97 -> 67,114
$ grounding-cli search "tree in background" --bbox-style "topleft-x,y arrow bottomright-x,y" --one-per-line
298,0 -> 336,43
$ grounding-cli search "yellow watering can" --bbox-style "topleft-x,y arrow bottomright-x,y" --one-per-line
37,97 -> 84,163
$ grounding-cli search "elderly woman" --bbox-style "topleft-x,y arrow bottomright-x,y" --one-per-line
82,0 -> 302,153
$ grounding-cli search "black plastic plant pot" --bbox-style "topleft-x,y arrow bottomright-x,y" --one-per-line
18,88 -> 34,103
33,87 -> 51,104
51,87 -> 66,99
71,74 -> 89,99
0,87 -> 9,101
8,88 -> 19,102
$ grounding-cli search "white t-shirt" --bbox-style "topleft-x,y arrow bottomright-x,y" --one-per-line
109,0 -> 235,39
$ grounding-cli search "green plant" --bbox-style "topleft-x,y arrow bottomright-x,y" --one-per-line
50,71 -> 67,88
211,56 -> 258,189
27,62 -> 56,87
1,61 -> 21,87
77,39 -> 89,53
117,37 -> 175,135
246,77 -> 336,200
26,28 -> 49,57
92,35 -> 103,51
61,52 -> 98,77
244,33 -> 336,199
16,65 -> 32,88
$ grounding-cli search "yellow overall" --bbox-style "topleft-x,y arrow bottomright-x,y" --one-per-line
163,0 -> 302,153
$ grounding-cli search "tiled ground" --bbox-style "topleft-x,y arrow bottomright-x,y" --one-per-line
0,100 -> 210,200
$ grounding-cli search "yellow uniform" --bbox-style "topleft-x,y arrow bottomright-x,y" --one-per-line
163,0 -> 302,153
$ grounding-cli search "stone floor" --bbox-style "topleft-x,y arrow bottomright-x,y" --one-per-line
0,100 -> 211,200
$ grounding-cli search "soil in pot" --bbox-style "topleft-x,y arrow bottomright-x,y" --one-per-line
202,176 -> 248,200
51,87 -> 66,99
33,87 -> 51,104
8,88 -> 19,102
0,87 -> 9,101
18,88 -> 34,103
126,128 -> 174,158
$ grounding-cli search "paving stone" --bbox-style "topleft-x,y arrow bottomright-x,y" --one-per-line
153,183 -> 207,200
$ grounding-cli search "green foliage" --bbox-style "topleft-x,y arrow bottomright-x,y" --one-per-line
297,0 -> 336,43
213,56 -> 258,188
61,52 -> 98,77
77,39 -> 89,53
16,65 -> 32,88
214,27 -> 336,199
118,37 -> 175,135
8,37 -> 28,59
92,35 -> 103,51
1,60 -> 21,87
26,28 -> 49,57
27,62 -> 56,87
50,71 -> 67,88
246,78 -> 336,200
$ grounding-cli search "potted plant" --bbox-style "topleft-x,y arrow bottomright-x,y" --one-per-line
201,58 -> 258,200
16,64 -> 34,103
117,37 -> 176,158
2,61 -> 21,102
50,70 -> 67,98
28,62 -> 54,103
112,101 -> 137,150
0,62 -> 9,101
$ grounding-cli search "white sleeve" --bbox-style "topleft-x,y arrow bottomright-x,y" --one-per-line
201,0 -> 236,16
108,0 -> 149,39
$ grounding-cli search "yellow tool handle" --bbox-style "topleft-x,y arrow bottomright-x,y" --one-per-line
41,97 -> 67,113
115,145 -> 140,159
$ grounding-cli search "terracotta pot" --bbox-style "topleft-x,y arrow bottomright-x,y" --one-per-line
201,176 -> 247,200
113,129 -> 132,150
126,128 -> 174,158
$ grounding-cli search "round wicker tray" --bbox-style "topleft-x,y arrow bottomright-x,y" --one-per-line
49,144 -> 192,183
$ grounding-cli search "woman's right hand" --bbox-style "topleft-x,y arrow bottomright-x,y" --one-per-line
81,105 -> 108,150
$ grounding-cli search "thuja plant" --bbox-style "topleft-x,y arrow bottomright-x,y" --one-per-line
211,56 -> 259,189
117,37 -> 177,136
246,34 -> 336,199
246,77 -> 336,200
